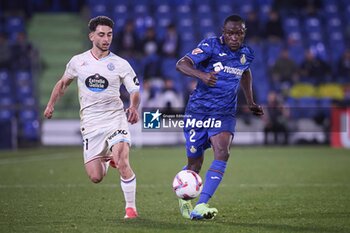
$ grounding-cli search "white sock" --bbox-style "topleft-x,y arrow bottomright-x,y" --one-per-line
120,174 -> 136,209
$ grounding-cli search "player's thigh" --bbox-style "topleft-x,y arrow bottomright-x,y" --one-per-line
111,142 -> 130,164
82,130 -> 109,164
184,127 -> 209,158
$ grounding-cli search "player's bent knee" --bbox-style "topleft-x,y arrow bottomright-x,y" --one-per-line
215,148 -> 230,161
89,174 -> 104,183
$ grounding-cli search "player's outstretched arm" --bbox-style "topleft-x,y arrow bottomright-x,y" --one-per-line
241,69 -> 264,116
176,56 -> 217,87
44,76 -> 73,119
126,91 -> 140,124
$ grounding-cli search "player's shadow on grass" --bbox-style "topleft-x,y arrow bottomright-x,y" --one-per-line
218,221 -> 347,233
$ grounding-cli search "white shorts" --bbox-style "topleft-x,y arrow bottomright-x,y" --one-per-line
81,116 -> 131,164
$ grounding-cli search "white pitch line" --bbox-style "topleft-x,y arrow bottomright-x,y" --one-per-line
0,183 -> 349,189
0,153 -> 79,165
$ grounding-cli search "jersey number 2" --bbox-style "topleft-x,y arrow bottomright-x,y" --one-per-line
189,129 -> 196,142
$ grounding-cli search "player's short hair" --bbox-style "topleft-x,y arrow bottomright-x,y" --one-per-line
224,15 -> 246,28
88,16 -> 114,32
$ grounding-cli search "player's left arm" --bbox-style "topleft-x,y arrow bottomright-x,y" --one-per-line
127,91 -> 140,124
241,69 -> 264,116
121,61 -> 141,124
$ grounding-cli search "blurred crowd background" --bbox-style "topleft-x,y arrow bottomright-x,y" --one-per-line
0,0 -> 349,148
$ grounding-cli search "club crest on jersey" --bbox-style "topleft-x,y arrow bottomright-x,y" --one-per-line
240,54 -> 246,64
85,73 -> 109,92
107,63 -> 115,71
192,48 -> 203,55
190,146 -> 197,154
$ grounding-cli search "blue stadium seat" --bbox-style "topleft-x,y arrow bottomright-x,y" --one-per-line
283,17 -> 301,34
0,110 -> 14,121
20,120 -> 40,141
195,4 -> 212,19
90,3 -> 109,18
326,17 -> 343,33
134,15 -> 154,38
328,31 -> 345,63
15,71 -> 32,83
304,17 -> 322,33
266,40 -> 283,66
0,96 -> 13,107
180,34 -> 197,56
197,17 -> 216,38
323,1 -> 339,17
0,70 -> 12,98
257,0 -> 273,24
134,3 -> 150,17
297,97 -> 318,119
318,98 -> 332,118
239,1 -> 256,19
217,3 -> 237,25
112,4 -> 130,29
161,58 -> 183,91
285,97 -> 299,119
176,4 -> 192,18
22,96 -> 37,107
5,16 -> 25,34
288,42 -> 305,65
253,80 -> 269,104
344,4 -> 350,24
249,41 -> 265,65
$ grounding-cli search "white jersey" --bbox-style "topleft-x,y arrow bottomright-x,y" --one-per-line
64,50 -> 139,132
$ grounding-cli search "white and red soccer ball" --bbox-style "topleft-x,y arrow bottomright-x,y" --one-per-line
172,170 -> 203,200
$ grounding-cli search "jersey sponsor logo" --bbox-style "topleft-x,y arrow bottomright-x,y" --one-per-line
108,130 -> 128,140
192,48 -> 203,55
240,54 -> 246,64
85,73 -> 109,92
133,77 -> 140,86
213,62 -> 224,72
107,63 -> 115,71
213,62 -> 244,76
223,66 -> 244,76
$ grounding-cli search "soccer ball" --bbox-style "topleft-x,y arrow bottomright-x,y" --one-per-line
172,170 -> 203,200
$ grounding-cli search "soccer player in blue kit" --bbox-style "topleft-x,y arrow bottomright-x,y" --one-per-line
176,15 -> 264,220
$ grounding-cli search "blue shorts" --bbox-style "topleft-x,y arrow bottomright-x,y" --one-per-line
183,113 -> 236,158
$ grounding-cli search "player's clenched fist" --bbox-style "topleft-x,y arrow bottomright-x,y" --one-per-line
249,103 -> 264,116
200,71 -> 218,87
44,105 -> 54,119
126,106 -> 139,124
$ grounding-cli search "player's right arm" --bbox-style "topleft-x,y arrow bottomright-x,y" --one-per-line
176,56 -> 217,87
176,38 -> 218,87
44,75 -> 73,119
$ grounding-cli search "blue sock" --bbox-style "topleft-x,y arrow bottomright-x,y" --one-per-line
197,160 -> 227,204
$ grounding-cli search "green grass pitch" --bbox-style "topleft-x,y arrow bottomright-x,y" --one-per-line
0,146 -> 349,233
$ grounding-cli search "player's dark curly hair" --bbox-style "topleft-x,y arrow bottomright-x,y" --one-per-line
88,16 -> 114,32
224,15 -> 246,27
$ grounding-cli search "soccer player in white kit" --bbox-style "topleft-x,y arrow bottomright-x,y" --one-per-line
44,16 -> 140,219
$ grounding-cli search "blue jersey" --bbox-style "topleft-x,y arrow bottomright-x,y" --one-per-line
185,36 -> 254,115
